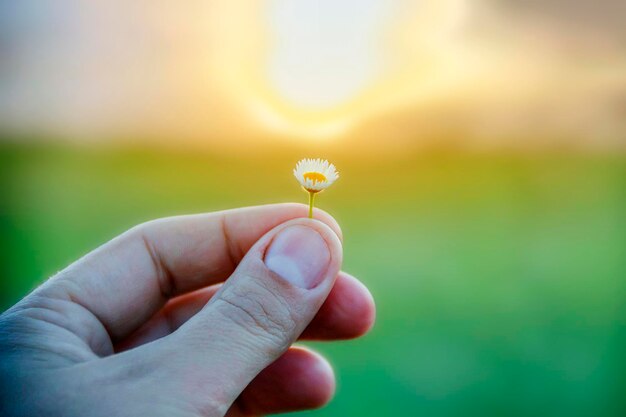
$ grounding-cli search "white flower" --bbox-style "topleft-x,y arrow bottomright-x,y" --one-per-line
293,158 -> 339,193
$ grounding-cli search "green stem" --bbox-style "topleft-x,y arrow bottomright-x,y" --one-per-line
308,192 -> 315,219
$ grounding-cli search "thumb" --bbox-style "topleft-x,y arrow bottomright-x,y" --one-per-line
159,218 -> 342,414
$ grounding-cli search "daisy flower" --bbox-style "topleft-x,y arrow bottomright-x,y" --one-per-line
293,158 -> 339,218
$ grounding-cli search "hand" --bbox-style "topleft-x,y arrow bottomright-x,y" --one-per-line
0,204 -> 375,417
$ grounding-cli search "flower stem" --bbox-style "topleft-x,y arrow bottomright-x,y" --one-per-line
308,191 -> 315,219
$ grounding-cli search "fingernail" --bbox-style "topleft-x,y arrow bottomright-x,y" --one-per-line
264,225 -> 331,289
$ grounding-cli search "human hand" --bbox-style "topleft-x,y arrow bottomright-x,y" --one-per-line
0,204 -> 375,417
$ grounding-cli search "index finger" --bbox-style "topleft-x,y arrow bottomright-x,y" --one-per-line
43,203 -> 342,341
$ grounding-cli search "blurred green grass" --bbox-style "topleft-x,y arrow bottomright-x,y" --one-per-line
1,143 -> 626,416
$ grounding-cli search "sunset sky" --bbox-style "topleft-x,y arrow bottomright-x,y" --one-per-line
1,0 -> 624,151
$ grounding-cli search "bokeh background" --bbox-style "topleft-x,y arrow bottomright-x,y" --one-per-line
1,1 -> 626,416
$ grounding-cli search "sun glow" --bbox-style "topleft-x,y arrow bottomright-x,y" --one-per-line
2,0 -> 624,150
245,0 -> 483,141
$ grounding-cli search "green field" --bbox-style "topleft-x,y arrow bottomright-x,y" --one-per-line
2,143 -> 625,416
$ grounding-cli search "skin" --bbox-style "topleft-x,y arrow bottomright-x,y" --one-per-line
0,203 -> 375,417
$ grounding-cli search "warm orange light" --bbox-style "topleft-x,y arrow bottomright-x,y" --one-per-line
5,0 -> 620,150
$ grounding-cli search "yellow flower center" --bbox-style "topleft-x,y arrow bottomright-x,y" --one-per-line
303,172 -> 326,183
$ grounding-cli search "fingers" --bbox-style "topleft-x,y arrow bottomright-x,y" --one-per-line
40,204 -> 341,341
236,346 -> 335,415
154,218 -> 342,413
301,272 -> 376,340
115,284 -> 222,351
117,272 -> 375,351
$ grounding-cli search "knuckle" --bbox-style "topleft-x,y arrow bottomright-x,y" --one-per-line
215,281 -> 296,353
126,218 -> 165,242
126,219 -> 152,237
